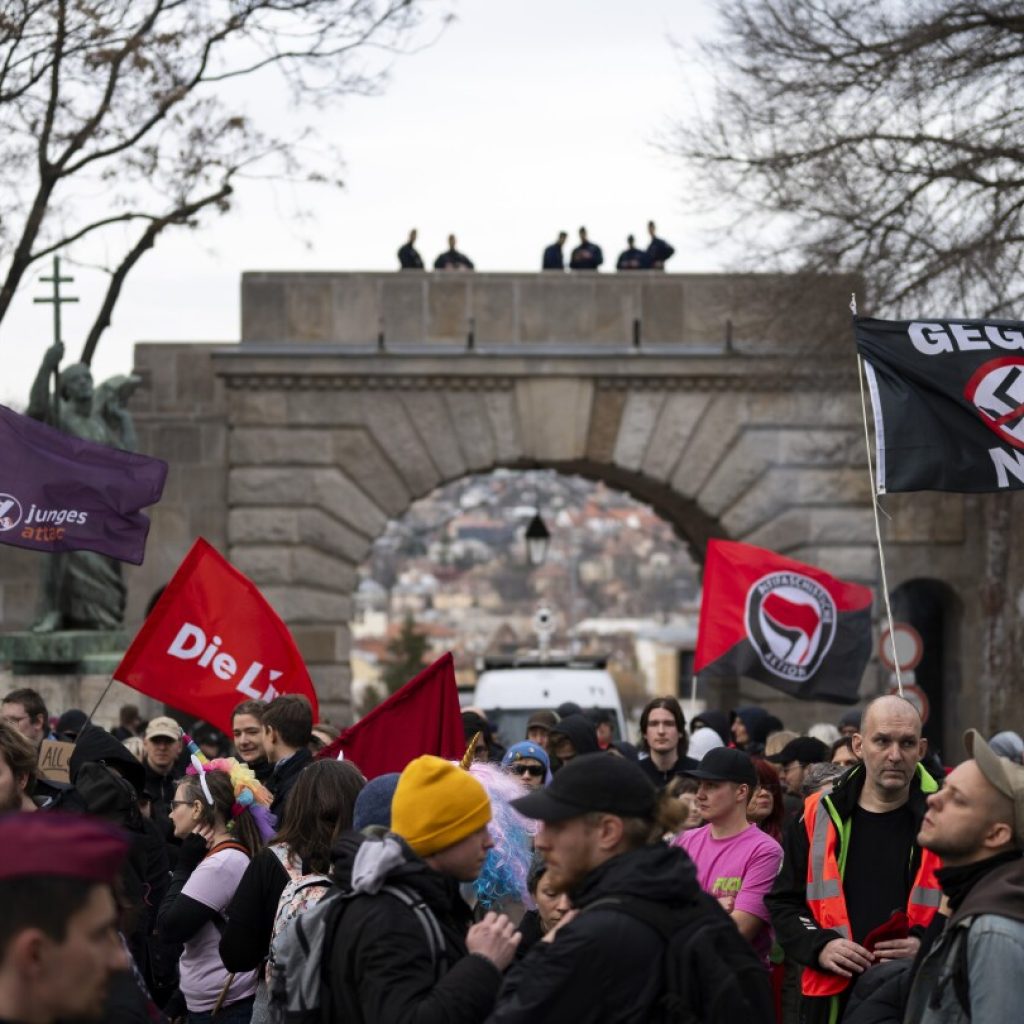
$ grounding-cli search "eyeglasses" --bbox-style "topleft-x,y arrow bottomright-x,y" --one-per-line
509,764 -> 545,778
170,800 -> 195,809
2,715 -> 28,726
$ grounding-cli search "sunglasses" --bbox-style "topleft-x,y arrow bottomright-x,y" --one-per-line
509,764 -> 545,778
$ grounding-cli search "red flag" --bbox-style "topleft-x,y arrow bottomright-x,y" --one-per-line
319,652 -> 463,778
114,538 -> 318,733
695,540 -> 873,703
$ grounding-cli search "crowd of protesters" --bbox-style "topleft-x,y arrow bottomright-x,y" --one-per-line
2,682 -> 1024,1024
396,221 -> 675,273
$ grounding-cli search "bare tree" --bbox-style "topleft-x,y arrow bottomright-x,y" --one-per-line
0,0 -> 437,360
679,1 -> 1024,316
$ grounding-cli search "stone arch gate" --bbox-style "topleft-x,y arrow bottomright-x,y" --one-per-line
6,271 -> 999,746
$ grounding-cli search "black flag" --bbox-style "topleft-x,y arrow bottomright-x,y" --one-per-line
855,316 -> 1024,493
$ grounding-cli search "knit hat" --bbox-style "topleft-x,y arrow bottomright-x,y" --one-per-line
353,772 -> 400,831
391,755 -> 491,857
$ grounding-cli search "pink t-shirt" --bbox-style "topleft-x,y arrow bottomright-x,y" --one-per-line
180,847 -> 258,1012
673,824 -> 783,966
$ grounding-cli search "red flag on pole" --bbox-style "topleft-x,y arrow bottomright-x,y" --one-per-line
114,538 -> 318,733
319,652 -> 463,778
695,539 -> 873,703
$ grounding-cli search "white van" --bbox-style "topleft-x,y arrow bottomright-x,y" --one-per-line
472,657 -> 627,747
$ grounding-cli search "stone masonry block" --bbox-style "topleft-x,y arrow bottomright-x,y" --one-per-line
241,276 -> 287,341
471,279 -> 517,344
743,507 -> 874,553
515,379 -> 593,461
482,390 -> 524,465
286,279 -> 333,342
884,493 -> 966,545
331,430 -> 411,518
291,548 -> 357,593
396,392 -> 465,481
290,625 -> 347,663
641,393 -> 713,483
229,508 -> 299,545
670,393 -> 753,500
585,390 -> 627,464
698,427 -> 863,517
260,586 -> 352,624
381,277 -> 426,344
362,400 -> 442,499
640,280 -> 685,344
307,663 -> 352,712
722,466 -> 871,538
445,391 -> 497,472
230,467 -> 385,539
519,279 -> 594,342
331,276 -> 381,345
227,389 -> 288,425
231,428 -> 336,466
613,393 -> 667,472
230,546 -> 293,584
428,278 -> 470,343
592,278 -> 637,346
297,509 -> 372,564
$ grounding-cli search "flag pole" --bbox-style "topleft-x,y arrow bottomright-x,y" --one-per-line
689,674 -> 698,722
852,294 -> 903,696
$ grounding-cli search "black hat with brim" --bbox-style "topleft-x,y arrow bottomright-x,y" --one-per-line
683,747 -> 757,789
511,752 -> 656,822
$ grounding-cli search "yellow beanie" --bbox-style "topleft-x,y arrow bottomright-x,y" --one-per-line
391,755 -> 491,857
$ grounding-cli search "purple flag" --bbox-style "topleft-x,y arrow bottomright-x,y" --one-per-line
0,403 -> 167,565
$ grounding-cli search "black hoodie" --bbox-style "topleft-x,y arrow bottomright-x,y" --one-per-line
550,714 -> 599,761
487,843 -> 701,1023
326,831 -> 503,1024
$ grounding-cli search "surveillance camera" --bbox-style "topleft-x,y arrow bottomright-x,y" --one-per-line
533,605 -> 555,636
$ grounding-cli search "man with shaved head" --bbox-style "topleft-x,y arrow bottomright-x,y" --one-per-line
767,696 -> 942,1024
904,729 -> 1024,1023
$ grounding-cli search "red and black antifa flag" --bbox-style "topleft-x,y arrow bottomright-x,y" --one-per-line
855,315 -> 1024,492
695,540 -> 873,704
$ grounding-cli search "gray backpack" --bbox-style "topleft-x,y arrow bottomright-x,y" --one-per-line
267,883 -> 445,1024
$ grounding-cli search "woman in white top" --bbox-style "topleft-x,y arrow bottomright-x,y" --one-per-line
157,757 -> 274,1023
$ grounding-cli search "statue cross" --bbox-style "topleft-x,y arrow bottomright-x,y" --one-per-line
33,255 -> 79,348
34,255 -> 79,429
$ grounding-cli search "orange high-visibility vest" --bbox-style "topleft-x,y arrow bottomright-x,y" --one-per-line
801,787 -> 942,997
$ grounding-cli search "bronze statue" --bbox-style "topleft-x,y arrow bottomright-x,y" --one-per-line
26,342 -> 142,633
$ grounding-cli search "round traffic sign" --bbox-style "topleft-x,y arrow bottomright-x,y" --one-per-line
888,681 -> 930,725
879,622 -> 923,672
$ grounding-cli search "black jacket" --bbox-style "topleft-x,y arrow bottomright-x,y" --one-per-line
766,763 -> 935,1024
219,845 -> 291,972
486,843 -> 701,1023
327,831 -> 502,1024
268,747 -> 313,819
636,753 -> 698,788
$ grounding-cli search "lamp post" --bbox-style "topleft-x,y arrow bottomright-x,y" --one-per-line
525,512 -> 550,567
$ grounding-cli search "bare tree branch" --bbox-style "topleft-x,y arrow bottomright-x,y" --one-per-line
0,0 -> 441,356
678,0 -> 1024,315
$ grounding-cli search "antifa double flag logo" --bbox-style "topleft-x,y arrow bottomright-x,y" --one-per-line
695,540 -> 872,703
855,316 -> 1024,492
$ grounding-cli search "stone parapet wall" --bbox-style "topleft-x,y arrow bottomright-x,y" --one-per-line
240,271 -> 859,352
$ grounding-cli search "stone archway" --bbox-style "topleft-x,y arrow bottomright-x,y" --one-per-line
212,359 -> 876,720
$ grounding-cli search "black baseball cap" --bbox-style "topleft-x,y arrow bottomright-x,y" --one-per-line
767,736 -> 829,767
684,747 -> 757,788
511,753 -> 657,822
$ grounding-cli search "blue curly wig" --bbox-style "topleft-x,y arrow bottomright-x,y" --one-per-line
469,761 -> 537,911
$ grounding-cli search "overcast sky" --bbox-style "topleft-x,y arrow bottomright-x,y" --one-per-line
0,1 -> 725,407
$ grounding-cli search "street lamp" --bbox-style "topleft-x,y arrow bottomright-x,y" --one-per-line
525,512 -> 551,567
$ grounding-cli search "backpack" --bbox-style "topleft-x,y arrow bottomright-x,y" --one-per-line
267,843 -> 333,973
585,890 -> 775,1024
267,882 -> 445,1024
